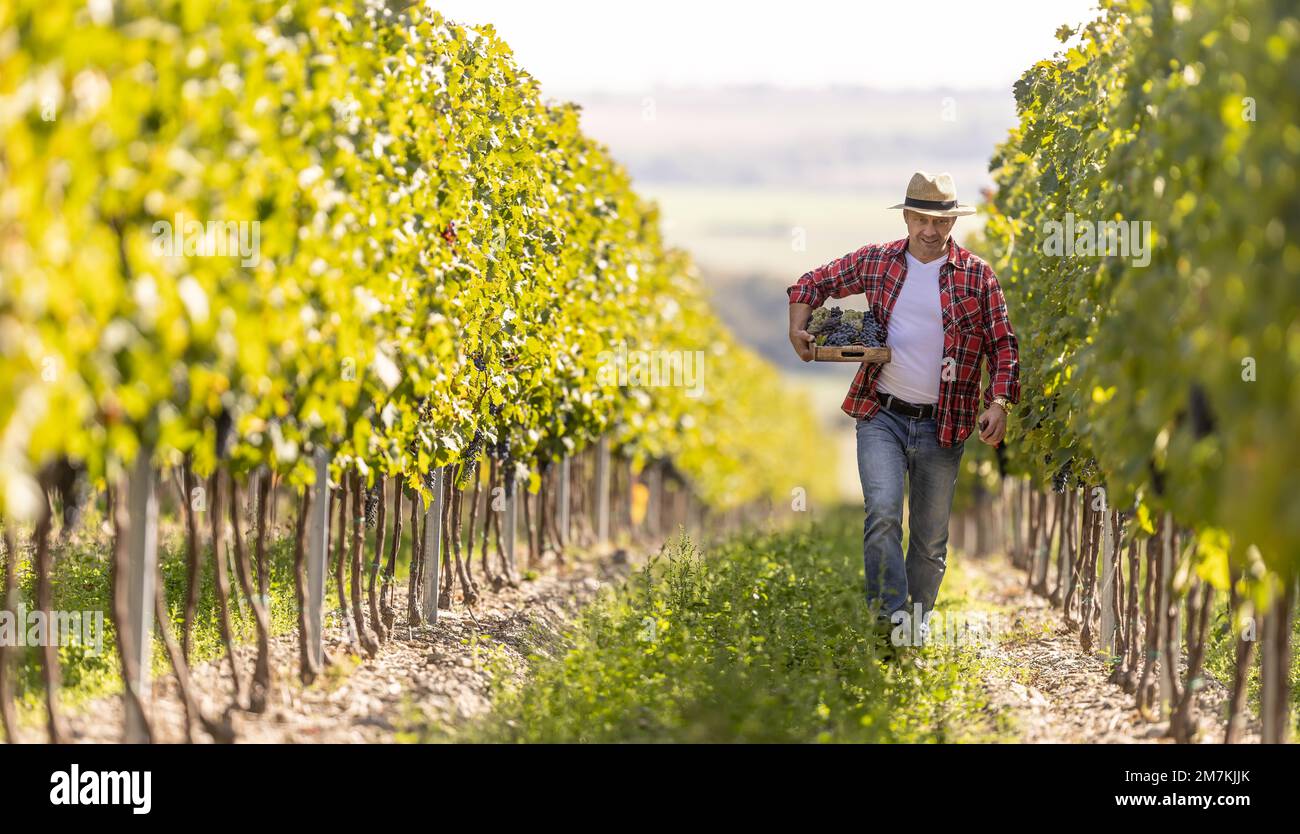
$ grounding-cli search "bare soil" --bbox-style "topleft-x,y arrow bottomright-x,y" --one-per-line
59,551 -> 635,743
963,553 -> 1259,744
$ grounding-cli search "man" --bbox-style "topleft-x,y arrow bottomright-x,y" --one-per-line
786,171 -> 1020,643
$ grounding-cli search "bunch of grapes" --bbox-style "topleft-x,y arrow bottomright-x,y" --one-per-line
1051,462 -> 1072,494
455,431 -> 485,489
463,429 -> 485,465
809,306 -> 886,347
859,312 -> 886,347
807,306 -> 843,336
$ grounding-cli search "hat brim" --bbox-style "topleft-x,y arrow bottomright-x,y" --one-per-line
888,203 -> 978,217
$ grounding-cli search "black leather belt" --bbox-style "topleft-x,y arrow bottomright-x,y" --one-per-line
875,392 -> 937,420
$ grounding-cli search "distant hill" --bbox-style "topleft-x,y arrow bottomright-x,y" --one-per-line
562,85 -> 1015,194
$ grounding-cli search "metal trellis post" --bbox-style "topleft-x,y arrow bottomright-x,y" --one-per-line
124,451 -> 158,743
422,467 -> 444,623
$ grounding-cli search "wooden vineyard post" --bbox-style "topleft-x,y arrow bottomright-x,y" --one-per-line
1060,490 -> 1076,604
1169,525 -> 1183,716
504,464 -> 517,574
1099,508 -> 1117,656
306,449 -> 330,668
124,451 -> 159,743
1013,478 -> 1024,561
1007,479 -> 1019,559
421,467 -> 444,623
1030,494 -> 1046,587
1003,478 -> 1013,556
994,482 -> 1006,556
557,455 -> 571,546
974,481 -> 989,558
648,462 -> 662,539
1259,577 -> 1294,744
1158,517 -> 1180,716
624,456 -> 635,539
595,436 -> 610,547
612,455 -> 623,540
1261,599 -> 1280,743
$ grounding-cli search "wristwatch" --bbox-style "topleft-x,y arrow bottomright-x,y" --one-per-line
992,396 -> 1011,414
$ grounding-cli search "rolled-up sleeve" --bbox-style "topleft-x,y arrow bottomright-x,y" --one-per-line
981,263 -> 1021,407
787,245 -> 871,308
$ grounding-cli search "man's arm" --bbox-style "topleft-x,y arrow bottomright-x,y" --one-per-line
786,245 -> 871,309
980,263 -> 1020,409
786,246 -> 872,362
789,303 -> 815,362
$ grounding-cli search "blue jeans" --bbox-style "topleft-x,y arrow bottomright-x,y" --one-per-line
855,408 -> 965,625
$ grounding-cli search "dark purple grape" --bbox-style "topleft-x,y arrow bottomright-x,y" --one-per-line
463,429 -> 484,464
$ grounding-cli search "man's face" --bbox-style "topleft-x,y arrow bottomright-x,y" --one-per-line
903,209 -> 955,257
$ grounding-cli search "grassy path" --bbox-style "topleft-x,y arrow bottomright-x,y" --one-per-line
453,510 -> 1012,743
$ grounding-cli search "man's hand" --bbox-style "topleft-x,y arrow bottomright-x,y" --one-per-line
977,405 -> 1007,446
790,329 -> 815,362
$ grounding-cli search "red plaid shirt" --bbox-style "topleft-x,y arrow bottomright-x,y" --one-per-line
787,237 -> 1020,446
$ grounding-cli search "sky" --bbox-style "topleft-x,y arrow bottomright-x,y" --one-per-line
430,0 -> 1104,94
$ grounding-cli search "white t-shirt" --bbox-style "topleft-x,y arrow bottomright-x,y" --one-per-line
875,251 -> 946,405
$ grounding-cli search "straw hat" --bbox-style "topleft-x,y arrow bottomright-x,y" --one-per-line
887,171 -> 977,217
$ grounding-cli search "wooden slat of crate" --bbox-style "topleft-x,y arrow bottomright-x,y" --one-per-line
813,345 -> 891,364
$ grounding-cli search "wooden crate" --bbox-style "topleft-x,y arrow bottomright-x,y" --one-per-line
813,345 -> 891,364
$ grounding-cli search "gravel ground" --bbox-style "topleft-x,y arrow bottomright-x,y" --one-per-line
964,553 -> 1260,744
60,549 -> 637,743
